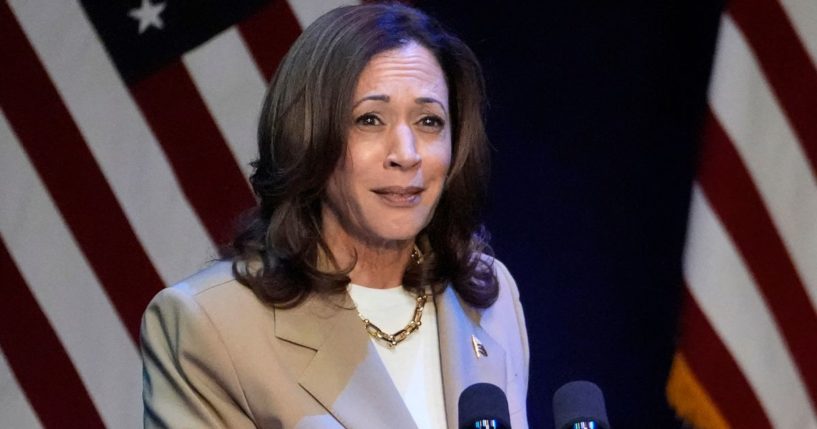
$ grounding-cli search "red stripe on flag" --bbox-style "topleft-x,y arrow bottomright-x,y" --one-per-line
678,287 -> 772,428
129,61 -> 255,246
728,2 -> 817,178
0,4 -> 165,344
0,239 -> 105,428
238,0 -> 301,81
698,111 -> 817,407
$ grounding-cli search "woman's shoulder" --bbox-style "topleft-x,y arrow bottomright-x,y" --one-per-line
170,260 -> 238,295
145,260 -> 266,322
475,253 -> 519,298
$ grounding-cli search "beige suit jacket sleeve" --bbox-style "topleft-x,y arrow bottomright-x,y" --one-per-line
141,286 -> 255,428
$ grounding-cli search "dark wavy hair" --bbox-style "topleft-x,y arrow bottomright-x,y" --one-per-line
231,3 -> 497,308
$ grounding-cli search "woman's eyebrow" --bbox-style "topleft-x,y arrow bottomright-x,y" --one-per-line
416,97 -> 447,114
353,94 -> 389,107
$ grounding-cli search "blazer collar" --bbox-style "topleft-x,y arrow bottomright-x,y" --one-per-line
274,293 -> 417,429
436,286 -> 508,429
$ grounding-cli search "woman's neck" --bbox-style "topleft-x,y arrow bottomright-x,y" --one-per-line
321,208 -> 413,289
346,245 -> 412,289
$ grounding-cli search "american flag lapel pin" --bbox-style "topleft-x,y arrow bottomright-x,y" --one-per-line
471,334 -> 488,358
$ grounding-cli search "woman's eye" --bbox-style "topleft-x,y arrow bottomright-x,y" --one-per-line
418,115 -> 445,129
355,114 -> 382,126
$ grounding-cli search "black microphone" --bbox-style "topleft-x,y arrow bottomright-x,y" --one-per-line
458,383 -> 512,429
552,381 -> 610,429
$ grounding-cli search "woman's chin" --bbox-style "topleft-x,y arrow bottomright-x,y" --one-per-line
365,223 -> 425,244
355,211 -> 430,243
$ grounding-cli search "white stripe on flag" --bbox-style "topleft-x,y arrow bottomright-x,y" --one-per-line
0,348 -> 43,429
0,111 -> 142,429
710,15 -> 817,308
184,27 -> 267,180
8,0 -> 217,286
779,0 -> 817,69
286,0 -> 360,28
684,185 -> 817,429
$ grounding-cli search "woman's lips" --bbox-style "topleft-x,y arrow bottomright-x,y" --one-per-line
371,186 -> 424,207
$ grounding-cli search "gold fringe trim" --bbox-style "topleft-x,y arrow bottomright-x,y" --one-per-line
666,352 -> 730,429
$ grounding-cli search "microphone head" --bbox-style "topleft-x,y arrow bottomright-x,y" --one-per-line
552,381 -> 610,429
458,383 -> 512,429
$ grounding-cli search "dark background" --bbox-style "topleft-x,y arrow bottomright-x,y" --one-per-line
414,1 -> 724,427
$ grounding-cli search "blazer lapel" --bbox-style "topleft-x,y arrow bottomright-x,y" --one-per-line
436,286 -> 508,429
275,294 -> 416,429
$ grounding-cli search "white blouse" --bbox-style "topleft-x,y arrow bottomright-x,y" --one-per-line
347,283 -> 447,429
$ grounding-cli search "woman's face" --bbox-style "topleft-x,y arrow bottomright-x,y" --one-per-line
323,42 -> 452,246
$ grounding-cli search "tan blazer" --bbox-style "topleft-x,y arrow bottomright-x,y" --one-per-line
141,258 -> 529,429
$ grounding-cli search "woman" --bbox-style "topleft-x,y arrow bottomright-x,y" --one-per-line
141,4 -> 529,428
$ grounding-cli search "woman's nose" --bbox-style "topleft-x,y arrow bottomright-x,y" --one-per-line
385,123 -> 421,169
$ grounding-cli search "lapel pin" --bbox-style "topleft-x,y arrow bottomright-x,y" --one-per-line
471,335 -> 488,358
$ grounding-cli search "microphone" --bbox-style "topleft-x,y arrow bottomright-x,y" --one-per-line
458,383 -> 512,429
552,381 -> 610,429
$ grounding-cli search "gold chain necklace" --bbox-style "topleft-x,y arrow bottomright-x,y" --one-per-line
356,244 -> 427,348
358,292 -> 428,348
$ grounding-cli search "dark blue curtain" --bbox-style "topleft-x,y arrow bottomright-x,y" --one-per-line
415,2 -> 724,427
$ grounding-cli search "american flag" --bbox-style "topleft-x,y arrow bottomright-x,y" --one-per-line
667,0 -> 817,427
0,0 -> 356,427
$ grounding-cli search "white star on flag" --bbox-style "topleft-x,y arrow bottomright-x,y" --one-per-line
128,0 -> 166,34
